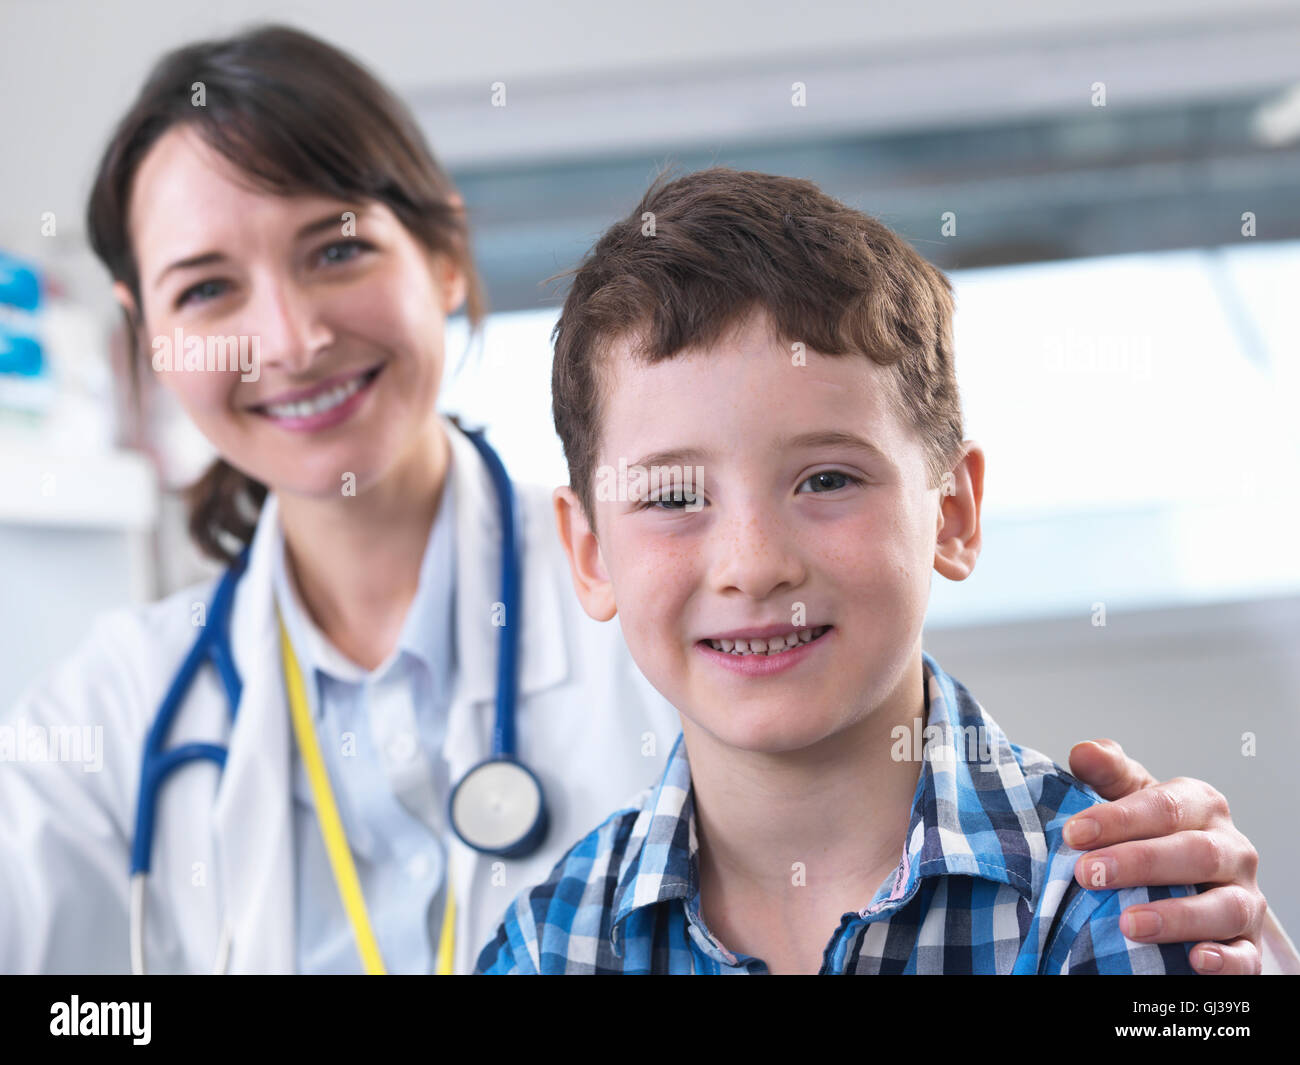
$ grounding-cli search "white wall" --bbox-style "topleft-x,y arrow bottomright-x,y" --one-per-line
926,595 -> 1300,937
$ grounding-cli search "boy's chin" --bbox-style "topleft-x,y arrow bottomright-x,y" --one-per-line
686,710 -> 842,758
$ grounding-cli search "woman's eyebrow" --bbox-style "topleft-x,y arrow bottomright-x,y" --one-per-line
152,209 -> 368,288
153,250 -> 225,288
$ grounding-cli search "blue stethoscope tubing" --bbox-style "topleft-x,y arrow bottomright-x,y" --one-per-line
130,545 -> 246,880
129,539 -> 246,973
465,428 -> 521,763
447,429 -> 548,859
128,426 -> 546,974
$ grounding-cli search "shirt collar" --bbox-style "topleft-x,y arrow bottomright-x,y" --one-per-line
607,651 -> 1043,955
269,468 -> 457,716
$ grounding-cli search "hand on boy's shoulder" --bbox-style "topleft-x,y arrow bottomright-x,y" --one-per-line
1013,744 -> 1199,975
1062,738 -> 1270,975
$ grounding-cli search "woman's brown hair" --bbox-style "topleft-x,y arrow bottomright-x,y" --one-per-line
86,23 -> 486,565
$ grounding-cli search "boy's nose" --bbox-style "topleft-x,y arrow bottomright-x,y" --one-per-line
706,511 -> 807,601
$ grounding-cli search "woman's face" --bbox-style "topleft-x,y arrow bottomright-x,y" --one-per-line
117,124 -> 466,499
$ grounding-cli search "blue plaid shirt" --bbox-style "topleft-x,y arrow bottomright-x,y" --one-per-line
475,651 -> 1199,974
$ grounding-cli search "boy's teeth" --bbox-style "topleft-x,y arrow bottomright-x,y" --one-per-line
265,373 -> 365,419
707,626 -> 827,655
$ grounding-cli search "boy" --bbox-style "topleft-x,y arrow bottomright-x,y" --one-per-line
475,167 -> 1199,974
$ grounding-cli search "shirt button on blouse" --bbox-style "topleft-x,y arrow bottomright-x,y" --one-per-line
406,852 -> 431,882
386,731 -> 418,763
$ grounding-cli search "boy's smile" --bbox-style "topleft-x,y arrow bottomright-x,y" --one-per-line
697,622 -> 835,677
700,623 -> 832,652
554,310 -> 983,758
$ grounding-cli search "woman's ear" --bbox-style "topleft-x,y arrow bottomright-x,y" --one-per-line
111,281 -> 146,371
552,485 -> 617,622
438,257 -> 468,315
112,281 -> 139,324
438,193 -> 469,313
427,250 -> 467,315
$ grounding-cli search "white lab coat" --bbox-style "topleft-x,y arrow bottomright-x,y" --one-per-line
0,415 -> 681,974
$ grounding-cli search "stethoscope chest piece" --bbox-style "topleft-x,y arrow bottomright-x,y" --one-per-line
449,758 -> 548,859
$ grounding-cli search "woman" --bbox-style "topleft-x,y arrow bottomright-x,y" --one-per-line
0,24 -> 1278,974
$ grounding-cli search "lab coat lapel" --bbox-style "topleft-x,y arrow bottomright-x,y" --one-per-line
441,415 -> 569,971
210,493 -> 296,973
207,418 -> 568,973
443,415 -> 569,732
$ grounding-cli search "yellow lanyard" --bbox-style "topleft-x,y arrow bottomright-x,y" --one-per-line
278,613 -> 456,974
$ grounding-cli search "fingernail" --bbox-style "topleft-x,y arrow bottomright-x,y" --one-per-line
1196,947 -> 1223,972
1122,910 -> 1162,939
1085,857 -> 1118,887
1065,817 -> 1099,847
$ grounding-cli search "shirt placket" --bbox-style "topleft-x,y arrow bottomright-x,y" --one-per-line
365,661 -> 447,964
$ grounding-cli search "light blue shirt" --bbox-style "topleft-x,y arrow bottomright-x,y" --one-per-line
271,481 -> 458,974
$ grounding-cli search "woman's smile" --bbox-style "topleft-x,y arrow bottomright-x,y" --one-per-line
249,362 -> 385,432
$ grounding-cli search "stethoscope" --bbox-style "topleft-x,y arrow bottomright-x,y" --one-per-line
129,426 -> 548,974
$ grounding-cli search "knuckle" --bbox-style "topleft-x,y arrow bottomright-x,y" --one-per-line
1206,784 -> 1231,821
1109,797 -> 1134,837
1153,785 -> 1185,831
1194,830 -> 1226,880
1222,887 -> 1254,938
1129,840 -> 1157,880
1242,841 -> 1260,879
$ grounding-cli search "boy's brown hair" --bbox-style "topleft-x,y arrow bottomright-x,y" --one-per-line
550,166 -> 964,524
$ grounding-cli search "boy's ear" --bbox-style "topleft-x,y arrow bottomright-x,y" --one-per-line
933,441 -> 984,581
552,485 -> 617,621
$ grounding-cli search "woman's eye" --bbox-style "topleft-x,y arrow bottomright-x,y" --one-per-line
175,279 -> 228,309
317,239 -> 371,265
798,470 -> 862,494
172,241 -> 371,309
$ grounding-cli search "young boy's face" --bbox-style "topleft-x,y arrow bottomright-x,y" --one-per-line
554,310 -> 983,755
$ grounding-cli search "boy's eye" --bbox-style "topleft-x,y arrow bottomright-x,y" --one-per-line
642,486 -> 700,510
798,470 -> 862,493
637,472 -> 860,508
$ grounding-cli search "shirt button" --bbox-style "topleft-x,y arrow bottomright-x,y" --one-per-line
387,732 -> 417,763
406,853 -> 431,881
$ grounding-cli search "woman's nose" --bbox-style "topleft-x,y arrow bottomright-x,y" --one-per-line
246,276 -> 335,375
